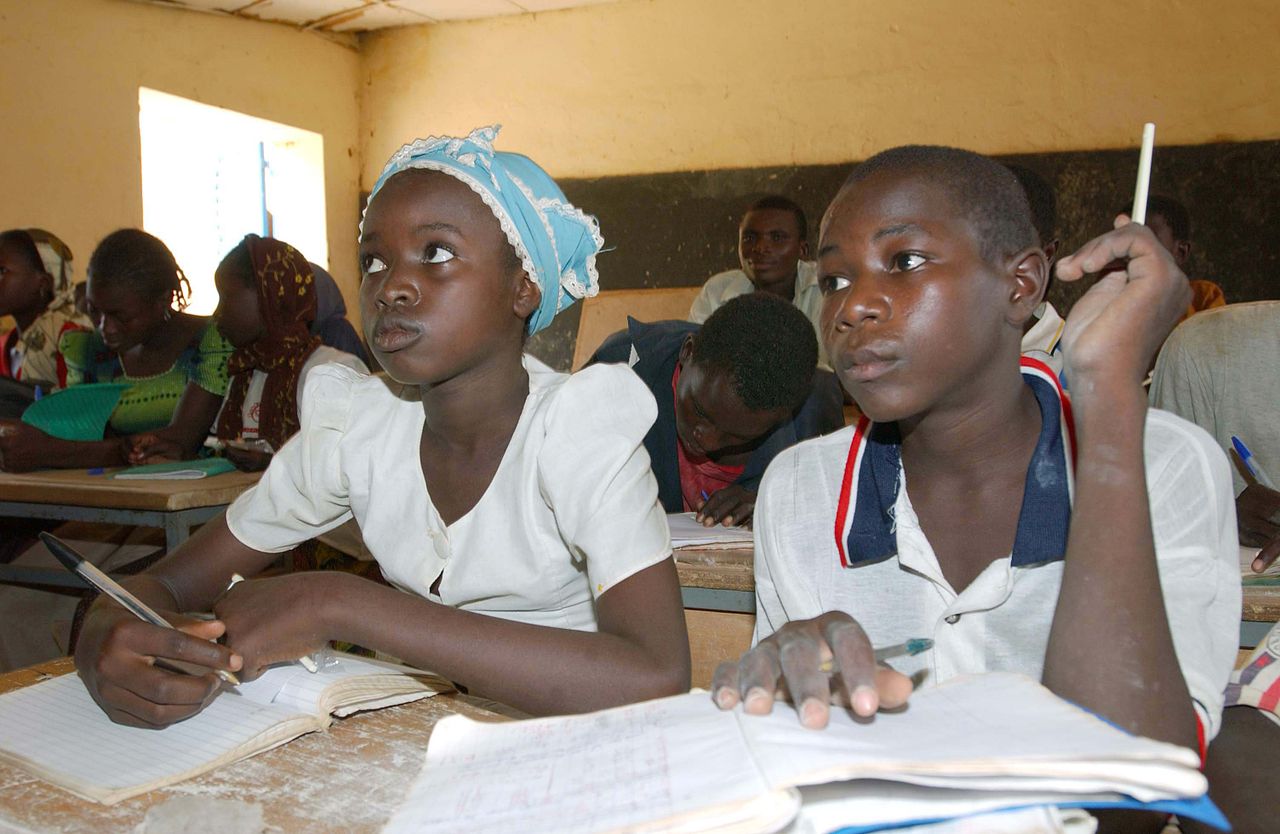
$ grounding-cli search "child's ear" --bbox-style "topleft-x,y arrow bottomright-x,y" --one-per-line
798,240 -> 811,260
1006,247 -> 1049,326
678,334 -> 695,367
512,273 -> 541,320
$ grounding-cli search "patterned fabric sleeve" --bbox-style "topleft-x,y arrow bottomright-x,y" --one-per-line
185,322 -> 234,397
57,327 -> 115,387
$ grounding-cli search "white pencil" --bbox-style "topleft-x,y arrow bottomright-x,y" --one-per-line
1131,122 -> 1156,224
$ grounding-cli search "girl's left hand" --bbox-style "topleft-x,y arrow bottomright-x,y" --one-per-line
1053,216 -> 1191,389
225,446 -> 273,472
213,572 -> 336,680
0,419 -> 54,472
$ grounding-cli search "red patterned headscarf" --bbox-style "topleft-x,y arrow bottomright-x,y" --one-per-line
215,235 -> 321,449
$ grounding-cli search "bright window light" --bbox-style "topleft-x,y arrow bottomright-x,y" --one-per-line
139,88 -> 327,315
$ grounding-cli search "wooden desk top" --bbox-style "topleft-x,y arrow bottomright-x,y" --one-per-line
674,545 -> 753,592
0,468 -> 260,513
1243,585 -> 1280,622
0,659 -> 505,834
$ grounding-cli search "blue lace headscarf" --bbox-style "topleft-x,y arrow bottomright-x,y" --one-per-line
362,126 -> 603,335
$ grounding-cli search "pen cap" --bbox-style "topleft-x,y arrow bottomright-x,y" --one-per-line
39,532 -> 83,573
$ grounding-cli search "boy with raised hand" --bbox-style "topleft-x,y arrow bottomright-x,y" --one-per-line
590,292 -> 843,528
712,148 -> 1239,818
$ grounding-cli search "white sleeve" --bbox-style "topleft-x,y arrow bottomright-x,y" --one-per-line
1149,325 -> 1215,432
537,364 -> 672,598
225,364 -> 357,552
1146,410 -> 1241,741
752,446 -> 824,645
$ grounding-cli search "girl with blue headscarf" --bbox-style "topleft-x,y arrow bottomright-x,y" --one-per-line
75,127 -> 691,722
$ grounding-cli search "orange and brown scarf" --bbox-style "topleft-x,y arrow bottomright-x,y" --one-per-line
215,235 -> 321,450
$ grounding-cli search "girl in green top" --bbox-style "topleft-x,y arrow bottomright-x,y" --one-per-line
0,229 -> 232,472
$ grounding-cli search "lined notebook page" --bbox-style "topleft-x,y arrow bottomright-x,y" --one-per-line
383,693 -> 770,834
0,673 -> 309,803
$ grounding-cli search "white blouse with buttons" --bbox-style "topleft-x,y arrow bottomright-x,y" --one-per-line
225,357 -> 673,632
752,409 -> 1241,738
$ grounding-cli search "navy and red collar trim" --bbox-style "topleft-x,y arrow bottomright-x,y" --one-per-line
834,356 -> 1076,568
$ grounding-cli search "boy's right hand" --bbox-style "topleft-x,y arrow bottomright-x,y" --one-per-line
73,603 -> 242,728
710,611 -> 912,729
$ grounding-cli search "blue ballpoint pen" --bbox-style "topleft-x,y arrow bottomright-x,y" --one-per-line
1231,436 -> 1276,490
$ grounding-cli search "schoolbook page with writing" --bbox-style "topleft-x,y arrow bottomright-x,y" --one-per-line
0,654 -> 448,804
382,674 -> 1206,834
381,693 -> 792,834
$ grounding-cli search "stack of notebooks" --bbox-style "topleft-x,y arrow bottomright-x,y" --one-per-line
382,673 -> 1224,834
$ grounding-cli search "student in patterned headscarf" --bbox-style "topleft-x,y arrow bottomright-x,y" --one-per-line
128,235 -> 367,471
0,228 -> 90,389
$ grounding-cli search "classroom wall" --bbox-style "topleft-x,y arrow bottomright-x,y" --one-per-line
0,0 -> 362,311
359,0 -> 1280,183
360,0 -> 1280,369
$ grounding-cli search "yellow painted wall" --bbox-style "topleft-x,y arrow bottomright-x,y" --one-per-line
360,0 -> 1280,185
0,0 -> 362,308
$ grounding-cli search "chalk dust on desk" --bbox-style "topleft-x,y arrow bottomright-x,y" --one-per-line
135,797 -> 264,834
164,710 -> 433,830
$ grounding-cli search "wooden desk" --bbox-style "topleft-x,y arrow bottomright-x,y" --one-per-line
0,659 -> 504,834
0,468 -> 259,588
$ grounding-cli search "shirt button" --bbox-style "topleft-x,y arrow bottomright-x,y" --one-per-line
944,614 -> 961,625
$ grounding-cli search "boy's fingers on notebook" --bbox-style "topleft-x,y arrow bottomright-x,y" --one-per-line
823,615 -> 878,716
735,644 -> 784,716
777,634 -> 831,729
711,661 -> 743,709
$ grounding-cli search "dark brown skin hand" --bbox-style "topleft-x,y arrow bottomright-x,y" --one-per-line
710,611 -> 912,729
0,419 -> 59,472
1237,483 -> 1280,571
124,432 -> 186,465
213,573 -> 334,680
74,592 -> 243,729
224,446 -> 273,472
695,484 -> 757,527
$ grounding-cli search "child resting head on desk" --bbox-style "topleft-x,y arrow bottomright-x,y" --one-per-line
126,234 -> 367,472
74,126 -> 691,724
588,292 -> 844,528
710,147 -> 1239,819
0,229 -> 233,472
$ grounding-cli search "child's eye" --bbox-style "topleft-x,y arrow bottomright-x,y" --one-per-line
423,244 -> 455,264
819,275 -> 851,295
361,255 -> 388,276
890,252 -> 927,272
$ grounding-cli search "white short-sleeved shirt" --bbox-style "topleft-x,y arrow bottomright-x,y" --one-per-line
212,346 -> 368,449
753,401 -> 1241,738
687,261 -> 829,367
226,356 -> 672,631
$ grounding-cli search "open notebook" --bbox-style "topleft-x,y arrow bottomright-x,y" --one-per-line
666,512 -> 754,549
382,673 -> 1216,834
0,653 -> 450,804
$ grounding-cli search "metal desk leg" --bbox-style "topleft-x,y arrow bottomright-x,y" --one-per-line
164,516 -> 189,552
